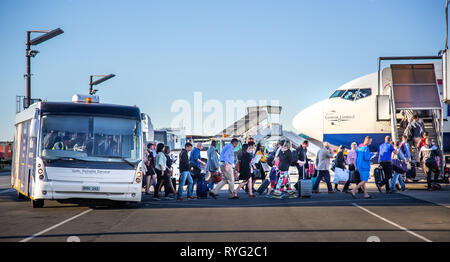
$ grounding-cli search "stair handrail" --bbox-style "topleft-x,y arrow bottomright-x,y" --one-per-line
432,109 -> 444,172
390,82 -> 399,143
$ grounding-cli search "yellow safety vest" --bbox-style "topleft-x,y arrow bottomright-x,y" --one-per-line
52,142 -> 68,150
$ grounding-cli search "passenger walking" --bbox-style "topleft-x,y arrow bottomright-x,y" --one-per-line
254,142 -> 268,189
272,141 -> 296,198
163,146 -> 177,199
400,135 -> 412,162
350,136 -> 375,199
266,140 -> 282,167
378,136 -> 396,193
391,141 -> 407,192
404,115 -> 425,160
255,143 -> 267,179
312,142 -> 335,194
153,143 -> 171,201
244,140 -> 256,193
417,132 -> 429,152
419,138 -> 441,191
265,167 -> 279,197
210,138 -> 240,199
343,142 -> 360,193
144,142 -> 157,195
177,143 -> 195,200
206,140 -> 220,191
333,145 -> 346,192
233,144 -> 256,198
190,142 -> 206,187
295,140 -> 309,180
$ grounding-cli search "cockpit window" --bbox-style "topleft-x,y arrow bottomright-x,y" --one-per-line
330,90 -> 345,98
342,89 -> 358,101
356,88 -> 372,100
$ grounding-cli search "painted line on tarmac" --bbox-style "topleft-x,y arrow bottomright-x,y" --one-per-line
352,203 -> 432,242
19,209 -> 93,242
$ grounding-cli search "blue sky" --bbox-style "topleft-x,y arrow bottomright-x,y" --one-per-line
0,0 -> 446,140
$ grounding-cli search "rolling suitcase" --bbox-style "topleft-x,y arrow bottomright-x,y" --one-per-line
299,166 -> 312,198
374,166 -> 385,192
256,179 -> 270,195
406,161 -> 416,179
171,177 -> 177,192
196,177 -> 208,199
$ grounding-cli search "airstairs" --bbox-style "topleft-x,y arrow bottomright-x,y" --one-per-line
387,64 -> 444,183
217,106 -> 319,157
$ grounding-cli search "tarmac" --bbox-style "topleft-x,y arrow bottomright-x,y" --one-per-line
0,170 -> 449,242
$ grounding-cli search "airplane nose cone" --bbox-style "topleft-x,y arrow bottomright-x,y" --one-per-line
292,100 -> 325,142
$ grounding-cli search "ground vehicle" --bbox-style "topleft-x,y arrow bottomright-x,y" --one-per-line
0,142 -> 13,169
141,113 -> 154,147
11,95 -> 144,208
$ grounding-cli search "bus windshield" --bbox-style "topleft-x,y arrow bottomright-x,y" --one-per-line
39,115 -> 141,163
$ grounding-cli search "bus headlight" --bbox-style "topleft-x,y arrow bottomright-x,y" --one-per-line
36,157 -> 47,181
134,171 -> 143,184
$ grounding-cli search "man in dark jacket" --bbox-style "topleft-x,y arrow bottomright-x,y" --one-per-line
419,139 -> 441,191
177,143 -> 195,200
296,140 -> 309,177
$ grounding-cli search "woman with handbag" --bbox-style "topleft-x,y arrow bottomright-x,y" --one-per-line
144,142 -> 157,195
232,144 -> 257,198
391,141 -> 407,192
206,140 -> 220,191
333,145 -> 347,192
253,143 -> 267,191
343,142 -> 361,193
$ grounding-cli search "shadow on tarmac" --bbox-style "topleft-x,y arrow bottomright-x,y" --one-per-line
1,228 -> 449,241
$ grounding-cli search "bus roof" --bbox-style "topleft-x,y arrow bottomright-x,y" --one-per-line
40,102 -> 141,119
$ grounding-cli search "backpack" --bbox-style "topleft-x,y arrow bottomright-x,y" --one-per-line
290,149 -> 299,166
266,151 -> 276,167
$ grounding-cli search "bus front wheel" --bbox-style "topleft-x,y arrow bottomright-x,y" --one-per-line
32,199 -> 44,208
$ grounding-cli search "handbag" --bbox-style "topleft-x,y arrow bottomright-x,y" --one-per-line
234,169 -> 240,181
235,160 -> 241,172
211,171 -> 223,183
392,159 -> 407,174
333,167 -> 349,185
348,170 -> 356,183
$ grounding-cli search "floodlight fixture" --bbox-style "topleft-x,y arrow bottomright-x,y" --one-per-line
89,74 -> 116,95
25,28 -> 64,109
29,28 -> 64,46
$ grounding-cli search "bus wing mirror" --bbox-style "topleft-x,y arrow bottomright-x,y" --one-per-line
30,109 -> 40,138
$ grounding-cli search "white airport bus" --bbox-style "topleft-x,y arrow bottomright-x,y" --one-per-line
11,95 -> 145,208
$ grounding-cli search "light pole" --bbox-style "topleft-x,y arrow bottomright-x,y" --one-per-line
25,28 -> 64,108
89,74 -> 116,95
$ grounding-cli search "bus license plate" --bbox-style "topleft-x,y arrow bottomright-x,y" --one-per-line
82,186 -> 100,191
